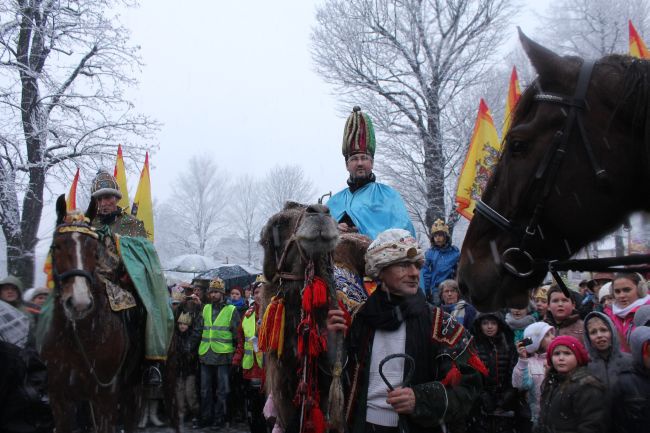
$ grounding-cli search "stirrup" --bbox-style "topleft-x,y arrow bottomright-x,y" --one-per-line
145,365 -> 162,386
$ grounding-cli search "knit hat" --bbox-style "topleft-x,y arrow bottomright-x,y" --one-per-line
522,322 -> 553,354
533,284 -> 550,301
208,277 -> 225,294
0,275 -> 24,294
598,282 -> 612,303
342,106 -> 376,159
177,312 -> 192,326
547,335 -> 589,367
365,229 -> 423,279
22,287 -> 49,303
91,170 -> 122,199
430,219 -> 450,236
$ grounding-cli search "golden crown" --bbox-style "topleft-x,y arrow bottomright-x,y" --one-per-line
430,219 -> 449,235
177,312 -> 192,325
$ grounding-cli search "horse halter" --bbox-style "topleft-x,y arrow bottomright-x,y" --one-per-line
50,223 -> 98,290
271,209 -> 309,283
475,60 -> 608,278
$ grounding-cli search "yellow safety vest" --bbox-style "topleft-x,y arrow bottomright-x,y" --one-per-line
242,313 -> 263,369
199,304 -> 236,355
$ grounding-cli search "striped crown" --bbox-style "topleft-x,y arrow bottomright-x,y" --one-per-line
342,106 -> 376,158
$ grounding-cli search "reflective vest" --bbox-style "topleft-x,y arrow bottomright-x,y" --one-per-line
199,304 -> 236,355
242,313 -> 263,369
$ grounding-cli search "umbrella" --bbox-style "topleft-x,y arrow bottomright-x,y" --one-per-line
166,254 -> 218,273
195,264 -> 261,291
0,300 -> 30,348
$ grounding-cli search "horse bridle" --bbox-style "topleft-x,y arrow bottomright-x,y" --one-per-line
50,223 -> 98,290
474,60 -> 608,278
271,209 -> 310,283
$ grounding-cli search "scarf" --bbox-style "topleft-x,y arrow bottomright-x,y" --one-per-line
505,313 -> 537,330
442,300 -> 467,323
347,172 -> 376,193
229,298 -> 246,309
99,208 -> 123,226
612,295 -> 650,318
356,287 -> 429,331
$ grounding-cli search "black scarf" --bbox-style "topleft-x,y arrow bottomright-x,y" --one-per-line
356,287 -> 428,331
347,172 -> 376,193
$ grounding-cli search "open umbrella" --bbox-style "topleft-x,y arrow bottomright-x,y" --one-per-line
167,254 -> 217,273
195,264 -> 261,291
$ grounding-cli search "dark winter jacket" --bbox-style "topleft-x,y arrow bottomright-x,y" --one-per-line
544,311 -> 585,345
537,367 -> 606,433
583,312 -> 632,388
173,327 -> 199,378
421,243 -> 460,297
610,326 -> 650,433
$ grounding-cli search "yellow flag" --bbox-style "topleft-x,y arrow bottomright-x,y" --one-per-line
114,144 -> 131,213
455,99 -> 501,220
502,66 -> 522,138
630,20 -> 650,59
132,152 -> 154,241
66,168 -> 80,212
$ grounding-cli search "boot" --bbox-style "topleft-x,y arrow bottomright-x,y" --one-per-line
137,401 -> 149,429
149,400 -> 165,427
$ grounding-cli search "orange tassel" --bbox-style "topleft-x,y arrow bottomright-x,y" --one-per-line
277,303 -> 285,357
258,301 -> 276,351
468,352 -> 489,377
441,361 -> 462,387
259,297 -> 285,355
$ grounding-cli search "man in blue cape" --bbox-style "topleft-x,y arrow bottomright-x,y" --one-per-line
327,106 -> 415,240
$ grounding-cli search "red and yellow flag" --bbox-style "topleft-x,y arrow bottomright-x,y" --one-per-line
629,20 -> 650,59
455,99 -> 501,220
66,168 -> 80,212
502,66 -> 522,138
132,152 -> 154,241
114,144 -> 131,213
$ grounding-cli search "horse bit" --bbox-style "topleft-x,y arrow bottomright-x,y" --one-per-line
474,59 -> 608,279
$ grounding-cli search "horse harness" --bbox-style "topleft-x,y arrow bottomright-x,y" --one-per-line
271,208 -> 312,284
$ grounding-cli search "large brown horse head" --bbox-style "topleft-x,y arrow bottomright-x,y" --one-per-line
260,201 -> 338,282
52,194 -> 99,320
459,30 -> 650,311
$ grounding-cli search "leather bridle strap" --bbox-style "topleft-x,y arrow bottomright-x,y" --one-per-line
272,210 -> 309,283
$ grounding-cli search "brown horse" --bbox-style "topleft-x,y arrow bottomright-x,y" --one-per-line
459,30 -> 650,310
40,195 -> 145,433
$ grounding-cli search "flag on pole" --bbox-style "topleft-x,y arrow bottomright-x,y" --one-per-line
629,20 -> 650,59
455,99 -> 501,220
132,152 -> 154,241
502,66 -> 522,138
114,144 -> 131,213
66,168 -> 80,212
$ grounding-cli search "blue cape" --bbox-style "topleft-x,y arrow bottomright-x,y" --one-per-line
327,182 -> 416,240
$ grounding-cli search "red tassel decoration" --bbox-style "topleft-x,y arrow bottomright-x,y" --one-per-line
306,405 -> 326,433
302,284 -> 313,313
311,277 -> 328,307
441,361 -> 462,387
468,352 -> 489,377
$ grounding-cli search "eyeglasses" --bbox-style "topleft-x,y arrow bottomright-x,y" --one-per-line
348,154 -> 372,163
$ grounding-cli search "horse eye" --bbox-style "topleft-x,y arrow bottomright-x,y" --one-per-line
509,140 -> 528,155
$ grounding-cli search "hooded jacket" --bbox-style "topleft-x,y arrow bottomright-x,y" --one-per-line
610,326 -> 650,433
421,242 -> 460,297
582,312 -> 632,388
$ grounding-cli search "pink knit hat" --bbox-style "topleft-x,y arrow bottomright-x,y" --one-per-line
547,335 -> 589,366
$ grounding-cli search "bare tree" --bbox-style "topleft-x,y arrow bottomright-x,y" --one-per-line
0,0 -> 157,286
229,175 -> 265,266
261,164 -> 316,214
165,155 -> 230,256
312,0 -> 514,232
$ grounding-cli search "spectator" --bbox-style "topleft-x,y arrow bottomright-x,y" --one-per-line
228,287 -> 248,317
421,219 -> 459,304
21,287 -> 49,321
583,312 -> 631,388
597,282 -> 614,314
439,279 -> 477,329
544,285 -> 584,344
606,272 -> 650,352
0,276 -> 25,311
610,326 -> 650,433
512,322 -> 555,427
537,336 -> 606,433
505,306 -> 536,344
532,285 -> 550,321
196,277 -> 240,429
580,274 -> 613,319
174,312 -> 200,426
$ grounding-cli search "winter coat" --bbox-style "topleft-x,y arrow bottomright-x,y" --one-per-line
537,367 -> 606,433
512,353 -> 547,424
544,312 -> 584,345
173,327 -> 199,378
582,312 -> 632,388
421,243 -> 460,297
606,296 -> 650,352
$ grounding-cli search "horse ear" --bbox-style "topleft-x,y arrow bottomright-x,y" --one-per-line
86,197 -> 97,222
518,27 -> 574,83
56,194 -> 67,225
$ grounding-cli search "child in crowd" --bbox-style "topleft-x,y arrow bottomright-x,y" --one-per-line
174,312 -> 200,425
506,305 -> 537,344
597,282 -> 614,314
512,322 -> 555,427
583,311 -> 631,388
537,336 -> 606,433
545,285 -> 584,344
532,285 -> 550,320
611,326 -> 650,433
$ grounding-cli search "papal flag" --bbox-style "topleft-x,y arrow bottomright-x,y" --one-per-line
502,66 -> 522,138
629,20 -> 650,59
455,99 -> 501,220
132,152 -> 154,241
66,168 -> 80,212
114,144 -> 131,213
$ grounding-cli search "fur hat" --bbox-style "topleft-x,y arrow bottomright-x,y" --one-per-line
177,312 -> 192,326
547,335 -> 589,367
365,229 -> 423,279
430,219 -> 450,236
342,106 -> 376,159
523,322 -> 553,354
91,170 -> 122,199
208,277 -> 225,293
